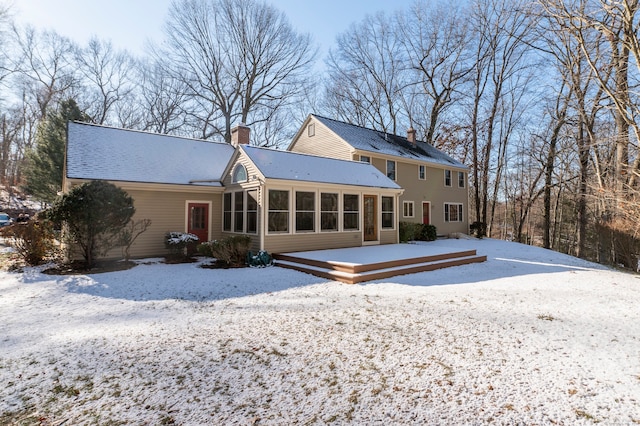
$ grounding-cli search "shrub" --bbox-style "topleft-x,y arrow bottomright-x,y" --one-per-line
399,222 -> 437,242
399,221 -> 421,242
119,219 -> 152,261
470,221 -> 487,239
419,224 -> 437,241
0,219 -> 57,265
46,180 -> 134,268
198,235 -> 251,267
165,232 -> 199,258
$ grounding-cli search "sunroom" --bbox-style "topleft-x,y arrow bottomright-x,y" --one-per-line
221,145 -> 403,254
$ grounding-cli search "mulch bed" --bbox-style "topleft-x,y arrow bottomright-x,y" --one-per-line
42,260 -> 137,275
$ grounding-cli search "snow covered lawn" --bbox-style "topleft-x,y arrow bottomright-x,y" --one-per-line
1,239 -> 639,424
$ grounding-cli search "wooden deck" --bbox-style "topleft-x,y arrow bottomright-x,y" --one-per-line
273,243 -> 487,284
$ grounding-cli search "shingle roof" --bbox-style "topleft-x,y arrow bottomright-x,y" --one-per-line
66,122 -> 235,186
242,145 -> 401,189
312,115 -> 466,169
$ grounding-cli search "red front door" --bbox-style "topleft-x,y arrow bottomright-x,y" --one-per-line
188,203 -> 209,243
422,202 -> 431,225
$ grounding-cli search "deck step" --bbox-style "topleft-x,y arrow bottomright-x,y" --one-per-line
274,251 -> 487,284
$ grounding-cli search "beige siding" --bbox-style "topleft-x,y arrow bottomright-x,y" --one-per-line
222,232 -> 261,253
265,231 -> 363,254
289,117 -> 353,160
359,153 -> 469,236
379,229 -> 398,245
398,163 -> 468,235
222,150 -> 262,187
100,188 -> 222,259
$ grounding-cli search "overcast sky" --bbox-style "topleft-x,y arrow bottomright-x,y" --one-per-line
12,0 -> 407,58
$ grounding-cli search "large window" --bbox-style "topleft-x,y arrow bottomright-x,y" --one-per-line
419,165 -> 426,180
382,196 -> 394,229
445,170 -> 452,187
233,192 -> 244,232
343,194 -> 359,231
458,171 -> 465,188
246,190 -> 258,234
223,193 -> 232,232
445,203 -> 464,222
386,160 -> 396,181
403,201 -> 414,218
321,192 -> 338,231
296,191 -> 315,232
268,190 -> 289,232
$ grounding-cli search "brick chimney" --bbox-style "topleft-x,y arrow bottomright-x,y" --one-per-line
231,123 -> 250,146
407,127 -> 417,146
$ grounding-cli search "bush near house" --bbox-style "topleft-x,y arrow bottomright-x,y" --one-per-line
0,218 -> 57,266
198,235 -> 251,268
399,222 -> 437,243
165,232 -> 199,260
46,180 -> 134,268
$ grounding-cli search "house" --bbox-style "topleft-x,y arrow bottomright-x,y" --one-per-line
288,115 -> 469,236
64,121 -> 402,259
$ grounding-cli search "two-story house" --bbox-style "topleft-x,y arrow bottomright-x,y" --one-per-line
288,115 -> 469,236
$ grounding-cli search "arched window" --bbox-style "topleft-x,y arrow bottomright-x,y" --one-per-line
232,164 -> 247,183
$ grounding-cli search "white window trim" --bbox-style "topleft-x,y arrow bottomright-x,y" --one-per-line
320,192 -> 339,233
403,200 -> 415,218
418,165 -> 426,180
295,190 -> 316,233
381,195 -> 395,230
444,202 -> 464,223
342,192 -> 361,232
444,169 -> 452,187
386,160 -> 397,181
232,164 -> 248,183
266,188 -> 291,235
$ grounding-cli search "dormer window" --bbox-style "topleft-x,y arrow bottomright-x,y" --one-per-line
232,164 -> 248,183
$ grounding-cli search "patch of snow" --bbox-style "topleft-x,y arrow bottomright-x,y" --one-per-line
0,239 -> 639,424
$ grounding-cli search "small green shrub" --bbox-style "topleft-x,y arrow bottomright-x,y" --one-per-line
0,220 -> 57,265
399,222 -> 437,242
165,232 -> 199,258
198,235 -> 251,267
399,222 -> 421,242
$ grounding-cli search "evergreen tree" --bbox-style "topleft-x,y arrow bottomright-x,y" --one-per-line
23,99 -> 90,203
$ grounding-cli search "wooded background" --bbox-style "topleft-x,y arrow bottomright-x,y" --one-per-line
1,0 -> 639,268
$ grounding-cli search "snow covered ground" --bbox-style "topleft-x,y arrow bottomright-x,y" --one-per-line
1,238 -> 639,425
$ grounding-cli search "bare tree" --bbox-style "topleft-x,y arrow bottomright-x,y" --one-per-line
468,0 -> 537,237
156,0 -> 316,143
0,2 -> 13,102
138,59 -> 189,134
10,26 -> 79,120
324,11 -> 406,133
74,37 -> 137,125
398,0 -> 474,146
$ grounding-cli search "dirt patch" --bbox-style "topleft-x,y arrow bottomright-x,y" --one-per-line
200,260 -> 246,269
42,260 -> 137,275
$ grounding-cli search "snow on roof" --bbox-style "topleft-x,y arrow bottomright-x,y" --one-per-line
66,122 -> 235,186
312,115 -> 466,169
242,145 -> 401,189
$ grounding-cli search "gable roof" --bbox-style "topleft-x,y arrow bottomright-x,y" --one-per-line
241,145 -> 401,189
66,122 -> 235,186
310,115 -> 466,169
